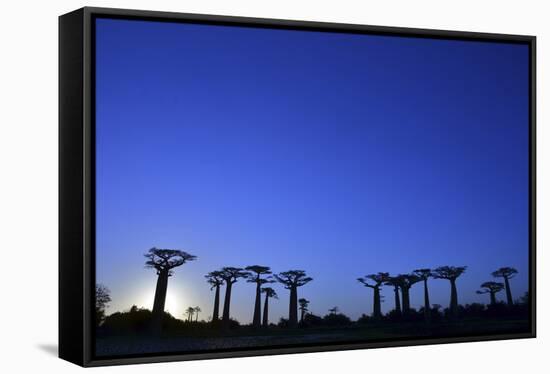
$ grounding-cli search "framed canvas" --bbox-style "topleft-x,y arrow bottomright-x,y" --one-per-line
59,7 -> 536,367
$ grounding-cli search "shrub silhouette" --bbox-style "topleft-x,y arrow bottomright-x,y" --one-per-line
245,265 -> 274,328
433,266 -> 467,319
102,306 -> 185,334
144,247 -> 196,333
275,270 -> 313,327
492,267 -> 518,306
302,313 -> 324,327
298,298 -> 310,324
323,312 -> 352,326
356,313 -> 373,324
429,304 -> 444,322
205,271 -> 224,322
277,317 -> 289,328
460,303 -> 486,318
95,284 -> 111,327
518,291 -> 529,305
485,302 -> 509,318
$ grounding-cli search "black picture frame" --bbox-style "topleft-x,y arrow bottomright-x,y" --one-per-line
59,6 -> 536,367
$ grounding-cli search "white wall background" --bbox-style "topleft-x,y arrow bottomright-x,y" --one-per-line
0,0 -> 547,372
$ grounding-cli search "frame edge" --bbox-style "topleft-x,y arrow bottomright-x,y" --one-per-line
59,7 -> 86,367
62,6 -> 537,366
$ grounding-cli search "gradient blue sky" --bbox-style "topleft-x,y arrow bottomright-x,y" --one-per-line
95,18 -> 530,323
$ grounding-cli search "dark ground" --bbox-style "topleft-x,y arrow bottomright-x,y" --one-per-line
96,318 -> 529,357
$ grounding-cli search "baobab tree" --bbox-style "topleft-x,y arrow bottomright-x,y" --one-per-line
477,281 -> 505,306
328,306 -> 339,314
433,266 -> 467,319
205,271 -> 224,322
492,267 -> 518,306
275,270 -> 313,327
185,307 -> 195,322
194,306 -> 201,322
414,268 -> 433,321
384,276 -> 402,316
357,272 -> 389,319
298,298 -> 310,323
145,247 -> 196,332
261,287 -> 278,327
245,265 -> 273,328
396,273 -> 421,316
219,267 -> 249,325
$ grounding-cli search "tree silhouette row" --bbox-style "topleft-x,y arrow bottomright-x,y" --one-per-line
135,247 -> 521,333
357,266 -> 519,322
205,266 -> 313,328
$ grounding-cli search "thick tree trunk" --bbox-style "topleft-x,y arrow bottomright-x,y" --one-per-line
300,309 -> 305,323
252,282 -> 262,327
490,291 -> 497,306
423,279 -> 430,321
151,270 -> 169,333
401,287 -> 410,315
262,293 -> 269,327
222,282 -> 233,324
373,287 -> 381,319
212,285 -> 220,321
504,277 -> 513,306
289,286 -> 298,326
450,279 -> 458,318
393,286 -> 401,315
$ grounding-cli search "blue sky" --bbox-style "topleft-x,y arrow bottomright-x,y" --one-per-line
95,18 -> 530,323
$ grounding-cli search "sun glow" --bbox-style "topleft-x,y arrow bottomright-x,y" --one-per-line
138,289 -> 184,319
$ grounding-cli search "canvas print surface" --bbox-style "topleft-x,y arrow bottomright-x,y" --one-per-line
94,17 -> 531,358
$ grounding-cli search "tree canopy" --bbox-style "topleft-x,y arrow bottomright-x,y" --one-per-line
274,270 -> 313,289
357,272 -> 389,288
492,267 -> 518,279
433,266 -> 467,280
219,267 -> 249,284
144,247 -> 197,275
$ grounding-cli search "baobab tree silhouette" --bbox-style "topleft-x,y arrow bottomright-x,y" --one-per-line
261,287 -> 278,328
384,276 -> 402,316
492,267 -> 518,306
275,270 -> 313,327
477,281 -> 505,306
433,266 -> 467,319
245,265 -> 273,328
144,247 -> 196,333
219,267 -> 248,325
185,307 -> 195,322
194,306 -> 201,322
414,268 -> 433,321
396,273 -> 421,316
357,272 -> 389,319
328,306 -> 339,314
298,298 -> 310,323
205,271 -> 224,322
